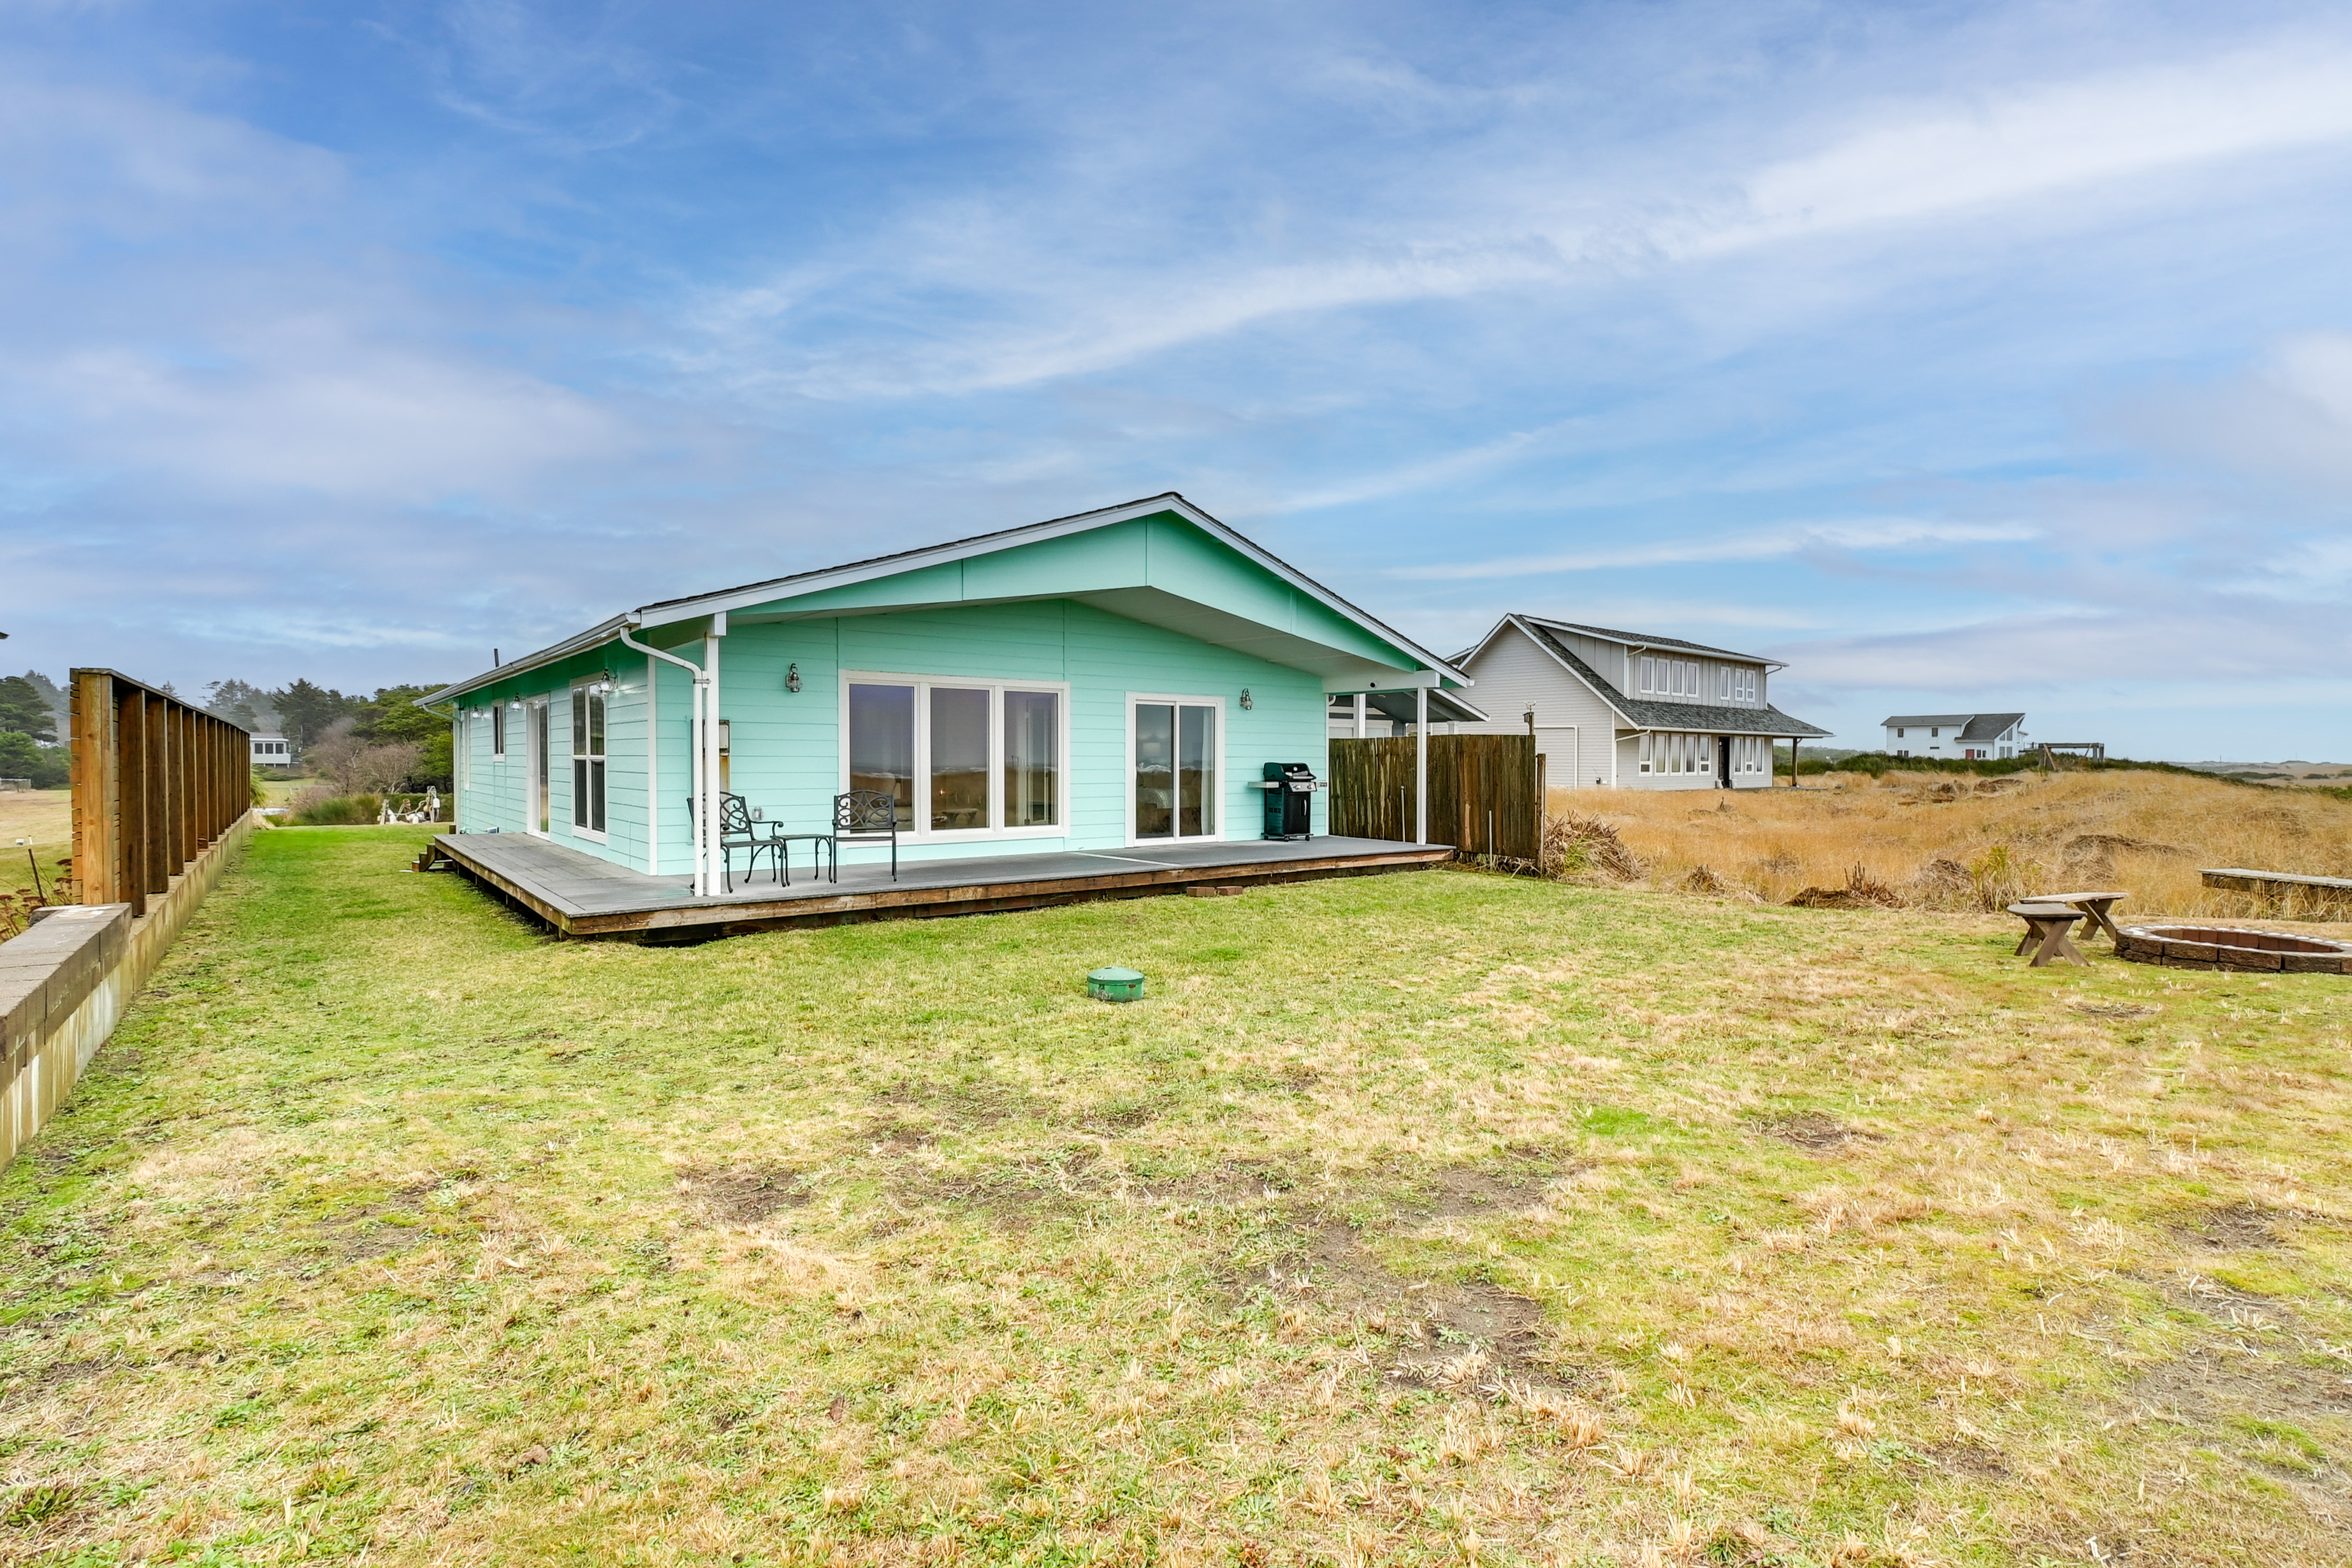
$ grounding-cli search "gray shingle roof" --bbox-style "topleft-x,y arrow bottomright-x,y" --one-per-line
1523,623 -> 1831,738
1521,616 -> 1774,666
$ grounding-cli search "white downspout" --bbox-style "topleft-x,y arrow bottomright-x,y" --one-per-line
703,613 -> 725,894
619,619 -> 712,894
1414,683 -> 1429,846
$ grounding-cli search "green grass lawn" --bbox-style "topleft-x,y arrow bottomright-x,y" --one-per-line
4,827 -> 2351,1565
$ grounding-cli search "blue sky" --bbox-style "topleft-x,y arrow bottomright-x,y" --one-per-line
4,0 -> 2349,759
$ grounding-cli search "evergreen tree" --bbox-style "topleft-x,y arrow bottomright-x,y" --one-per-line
0,676 -> 56,744
269,679 -> 362,750
19,672 -> 66,743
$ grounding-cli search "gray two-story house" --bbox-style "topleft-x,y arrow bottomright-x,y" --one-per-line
1439,614 -> 1831,790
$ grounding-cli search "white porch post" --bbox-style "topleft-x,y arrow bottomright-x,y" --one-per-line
1414,684 -> 1428,846
1354,693 -> 1367,739
702,613 -> 725,895
644,653 -> 658,875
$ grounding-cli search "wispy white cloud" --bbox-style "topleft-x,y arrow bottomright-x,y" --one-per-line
1685,42 -> 2352,254
681,34 -> 2352,400
1388,518 -> 2042,580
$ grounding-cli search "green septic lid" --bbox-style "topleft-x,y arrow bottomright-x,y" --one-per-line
1089,967 -> 1145,984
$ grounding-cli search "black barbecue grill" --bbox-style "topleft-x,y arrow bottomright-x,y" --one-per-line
1258,762 -> 1319,841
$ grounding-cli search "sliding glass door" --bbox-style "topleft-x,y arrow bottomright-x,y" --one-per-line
1133,699 -> 1217,841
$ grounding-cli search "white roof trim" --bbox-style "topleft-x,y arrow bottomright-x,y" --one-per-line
1497,616 -> 1639,728
426,494 -> 1468,706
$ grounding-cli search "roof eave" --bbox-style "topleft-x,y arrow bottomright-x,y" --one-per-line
423,613 -> 634,707
628,492 -> 1470,685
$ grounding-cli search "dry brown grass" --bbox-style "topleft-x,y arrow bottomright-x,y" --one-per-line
1555,769 -> 2352,918
0,788 -> 71,922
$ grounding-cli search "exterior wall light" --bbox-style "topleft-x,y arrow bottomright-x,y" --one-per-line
718,720 -> 731,753
1239,688 -> 1253,710
787,662 -> 802,693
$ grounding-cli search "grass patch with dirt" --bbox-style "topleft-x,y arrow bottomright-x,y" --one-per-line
3,825 -> 2351,1564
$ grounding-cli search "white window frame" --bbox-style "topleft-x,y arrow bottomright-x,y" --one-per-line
570,678 -> 610,843
492,701 -> 508,761
838,670 -> 1071,843
1124,692 -> 1228,845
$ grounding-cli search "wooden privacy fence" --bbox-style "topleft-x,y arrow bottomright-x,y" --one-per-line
1329,734 -> 1539,860
71,669 -> 251,917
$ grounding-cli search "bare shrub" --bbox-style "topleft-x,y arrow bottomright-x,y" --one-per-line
308,725 -> 422,795
1787,864 -> 1906,910
1542,813 -> 1645,882
1901,857 -> 1975,911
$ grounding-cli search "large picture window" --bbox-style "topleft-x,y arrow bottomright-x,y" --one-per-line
845,674 -> 1065,838
572,681 -> 608,837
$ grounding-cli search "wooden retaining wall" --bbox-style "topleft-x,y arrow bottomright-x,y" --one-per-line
0,671 -> 258,1170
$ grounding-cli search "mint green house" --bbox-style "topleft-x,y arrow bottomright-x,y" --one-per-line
428,495 -> 1476,894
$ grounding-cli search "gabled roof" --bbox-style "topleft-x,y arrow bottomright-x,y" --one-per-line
1882,713 -> 2025,741
1518,615 -> 1783,670
426,494 -> 1469,706
1470,616 -> 1830,738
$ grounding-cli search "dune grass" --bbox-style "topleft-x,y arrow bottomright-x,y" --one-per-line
3,825 -> 2352,1564
1562,769 -> 2352,917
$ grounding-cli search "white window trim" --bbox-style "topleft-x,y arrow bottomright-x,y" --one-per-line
491,701 -> 509,762
570,678 -> 611,844
523,696 -> 551,838
1124,692 -> 1229,846
838,669 -> 1072,842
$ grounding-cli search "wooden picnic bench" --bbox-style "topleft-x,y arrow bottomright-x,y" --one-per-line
2202,867 -> 2352,913
2023,889 -> 2128,945
2008,902 -> 2091,967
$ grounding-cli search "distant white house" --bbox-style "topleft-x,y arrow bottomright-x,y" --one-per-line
1411,614 -> 1831,790
1881,713 -> 2025,760
250,732 -> 294,769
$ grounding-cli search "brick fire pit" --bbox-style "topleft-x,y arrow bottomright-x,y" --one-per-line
2114,924 -> 2352,974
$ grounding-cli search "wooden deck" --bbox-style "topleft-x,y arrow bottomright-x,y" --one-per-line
433,832 -> 1455,940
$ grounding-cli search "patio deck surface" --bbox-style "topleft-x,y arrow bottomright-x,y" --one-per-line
433,831 -> 1454,938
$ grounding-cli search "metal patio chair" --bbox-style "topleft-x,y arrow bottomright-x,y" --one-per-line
685,792 -> 781,893
829,789 -> 900,882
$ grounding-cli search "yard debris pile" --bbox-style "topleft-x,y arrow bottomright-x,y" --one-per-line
1785,863 -> 1905,910
1539,811 -> 1645,882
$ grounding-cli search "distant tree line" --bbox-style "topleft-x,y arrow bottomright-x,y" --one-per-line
0,671 -> 453,793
